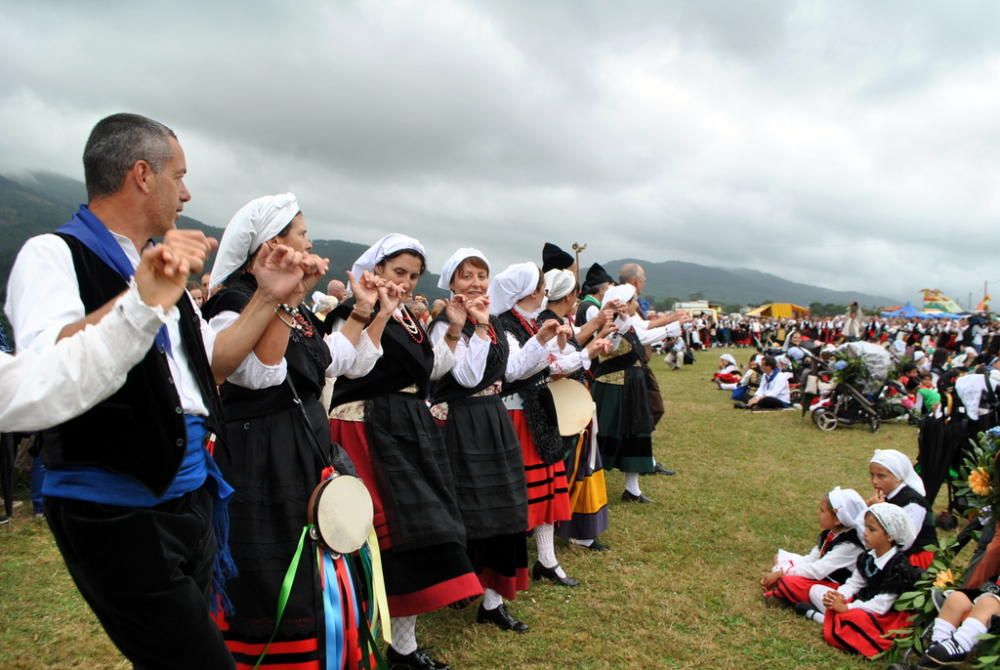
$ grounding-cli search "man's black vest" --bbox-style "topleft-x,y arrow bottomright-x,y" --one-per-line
39,233 -> 224,496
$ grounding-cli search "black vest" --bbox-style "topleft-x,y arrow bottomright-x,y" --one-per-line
887,485 -> 938,555
40,233 -> 224,496
817,528 -> 864,584
854,550 -> 919,602
574,296 -> 601,328
429,314 -> 508,404
497,310 -> 547,398
330,306 -> 434,407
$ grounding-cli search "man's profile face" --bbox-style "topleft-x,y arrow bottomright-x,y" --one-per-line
149,136 -> 191,236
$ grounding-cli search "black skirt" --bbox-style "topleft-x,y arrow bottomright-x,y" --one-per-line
441,396 -> 528,540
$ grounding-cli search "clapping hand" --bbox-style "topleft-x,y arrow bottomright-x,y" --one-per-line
536,319 -> 560,344
255,244 -> 306,304
376,279 -> 406,314
348,271 -> 380,310
445,296 -> 469,325
466,296 -> 491,324
135,233 -> 218,309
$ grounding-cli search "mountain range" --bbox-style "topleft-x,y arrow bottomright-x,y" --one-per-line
0,171 -> 898,311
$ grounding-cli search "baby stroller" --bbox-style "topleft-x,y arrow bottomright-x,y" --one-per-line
807,342 -> 897,433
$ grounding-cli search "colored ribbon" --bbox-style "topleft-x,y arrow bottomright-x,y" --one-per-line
253,526 -> 309,670
322,550 -> 346,670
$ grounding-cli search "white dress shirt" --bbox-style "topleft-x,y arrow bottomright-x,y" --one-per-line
0,283 -> 173,432
775,531 -> 863,581
6,233 -> 214,416
428,321 -> 491,388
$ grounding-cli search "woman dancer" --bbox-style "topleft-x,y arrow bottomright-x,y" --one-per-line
203,194 -> 384,669
329,234 -> 482,670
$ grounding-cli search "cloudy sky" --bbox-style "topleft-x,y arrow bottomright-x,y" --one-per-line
2,1 -> 999,303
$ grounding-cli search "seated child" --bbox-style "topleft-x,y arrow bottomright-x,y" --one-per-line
917,577 -> 1000,668
868,449 -> 938,569
730,356 -> 761,402
761,487 -> 867,604
742,355 -> 791,410
800,503 -> 919,658
713,353 -> 742,386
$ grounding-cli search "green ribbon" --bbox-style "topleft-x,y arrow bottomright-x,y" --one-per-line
253,525 -> 310,670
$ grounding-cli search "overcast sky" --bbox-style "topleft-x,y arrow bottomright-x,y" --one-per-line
2,1 -> 999,304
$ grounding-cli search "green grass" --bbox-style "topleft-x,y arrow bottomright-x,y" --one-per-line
0,349 -> 957,669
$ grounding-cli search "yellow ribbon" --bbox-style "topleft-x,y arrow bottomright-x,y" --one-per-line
366,528 -> 392,644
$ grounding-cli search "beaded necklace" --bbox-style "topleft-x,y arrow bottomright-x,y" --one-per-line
393,308 -> 425,344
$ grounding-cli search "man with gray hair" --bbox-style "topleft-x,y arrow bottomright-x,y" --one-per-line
5,113 -> 309,670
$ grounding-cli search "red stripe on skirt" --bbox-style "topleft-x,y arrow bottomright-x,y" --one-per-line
823,607 -> 913,658
235,663 -> 319,670
508,409 -> 571,529
389,572 -> 485,618
478,566 -> 530,601
330,418 -> 393,549
225,638 -> 319,655
770,576 -> 838,605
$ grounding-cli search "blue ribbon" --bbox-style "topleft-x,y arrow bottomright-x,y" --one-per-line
322,551 -> 345,670
58,205 -> 172,356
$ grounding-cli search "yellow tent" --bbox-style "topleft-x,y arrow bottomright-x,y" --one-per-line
746,303 -> 810,319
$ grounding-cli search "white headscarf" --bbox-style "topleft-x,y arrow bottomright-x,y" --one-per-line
489,263 -> 540,315
350,233 -> 426,279
311,291 -> 338,313
720,354 -> 737,367
601,284 -> 636,307
827,487 -> 867,532
437,248 -> 490,291
544,269 -> 576,302
866,502 -> 917,549
870,449 -> 926,496
210,193 -> 300,289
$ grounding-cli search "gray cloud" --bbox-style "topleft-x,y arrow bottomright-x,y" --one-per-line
2,0 -> 999,305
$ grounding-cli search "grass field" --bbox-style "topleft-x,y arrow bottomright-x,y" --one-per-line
0,348 -> 960,669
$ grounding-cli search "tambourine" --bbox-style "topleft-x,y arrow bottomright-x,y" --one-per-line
307,474 -> 375,556
547,378 -> 596,437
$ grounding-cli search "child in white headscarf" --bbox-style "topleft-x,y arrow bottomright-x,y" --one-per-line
801,503 -> 919,658
712,353 -> 741,387
867,448 -> 938,569
762,487 -> 866,605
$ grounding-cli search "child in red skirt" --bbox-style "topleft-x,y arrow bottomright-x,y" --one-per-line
761,486 -> 867,605
799,503 -> 919,658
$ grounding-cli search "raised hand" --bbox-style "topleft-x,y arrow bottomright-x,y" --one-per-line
134,245 -> 193,309
466,296 -> 491,324
254,244 -> 306,304
586,337 -> 613,358
348,270 -> 380,310
535,319 -> 560,344
162,229 -> 218,277
445,296 -> 469,325
377,280 -> 405,314
556,323 -> 573,350
299,253 -> 330,296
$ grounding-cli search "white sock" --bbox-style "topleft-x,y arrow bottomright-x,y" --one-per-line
482,588 -> 503,611
391,615 -> 417,655
952,617 -> 988,653
932,618 -> 957,644
808,585 -> 830,613
570,538 -> 594,547
809,611 -> 825,625
624,473 -> 641,496
534,523 -> 557,568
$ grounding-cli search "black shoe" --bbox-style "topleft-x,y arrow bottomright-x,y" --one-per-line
733,401 -> 748,409
476,603 -> 529,632
386,646 -> 451,670
918,641 -> 968,667
654,463 -> 676,476
621,490 -> 652,504
447,595 -> 479,610
531,560 -> 580,587
587,538 -> 611,551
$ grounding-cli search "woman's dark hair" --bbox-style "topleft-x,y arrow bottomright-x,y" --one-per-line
378,249 -> 426,275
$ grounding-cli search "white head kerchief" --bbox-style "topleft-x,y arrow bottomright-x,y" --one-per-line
828,487 -> 867,531
866,502 -> 917,549
438,248 -> 490,291
351,233 -> 426,280
720,354 -> 737,367
870,449 -> 926,496
544,269 -> 576,302
489,262 -> 540,315
311,291 -> 339,313
210,193 -> 300,289
602,284 -> 636,307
